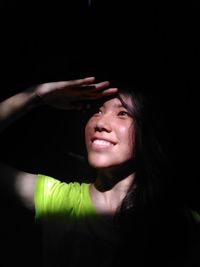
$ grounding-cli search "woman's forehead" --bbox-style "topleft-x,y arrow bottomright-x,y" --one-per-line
85,92 -> 134,113
95,92 -> 133,106
102,92 -> 133,107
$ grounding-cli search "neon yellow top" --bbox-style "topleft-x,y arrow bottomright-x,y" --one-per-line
35,174 -> 96,221
35,174 -> 119,267
34,174 -> 200,266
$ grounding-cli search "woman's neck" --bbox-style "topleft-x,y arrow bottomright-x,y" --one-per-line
89,164 -> 136,217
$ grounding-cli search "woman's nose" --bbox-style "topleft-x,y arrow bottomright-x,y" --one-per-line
94,114 -> 112,132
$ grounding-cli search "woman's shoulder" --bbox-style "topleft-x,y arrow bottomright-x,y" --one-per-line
35,174 -> 94,219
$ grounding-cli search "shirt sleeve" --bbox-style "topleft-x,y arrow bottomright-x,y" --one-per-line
34,174 -> 76,220
34,174 -> 95,222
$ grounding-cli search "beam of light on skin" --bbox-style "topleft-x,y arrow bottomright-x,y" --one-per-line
15,172 -> 36,209
0,89 -> 37,121
0,89 -> 39,133
34,177 -> 117,226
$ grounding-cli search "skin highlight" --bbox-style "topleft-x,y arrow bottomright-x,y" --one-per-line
85,94 -> 136,217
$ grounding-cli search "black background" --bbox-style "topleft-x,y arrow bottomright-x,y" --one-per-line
0,3 -> 199,266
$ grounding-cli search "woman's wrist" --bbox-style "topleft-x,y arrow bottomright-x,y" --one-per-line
25,86 -> 44,109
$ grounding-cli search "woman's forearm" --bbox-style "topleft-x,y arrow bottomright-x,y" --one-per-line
0,87 -> 40,132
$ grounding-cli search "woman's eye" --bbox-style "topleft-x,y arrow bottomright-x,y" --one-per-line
93,108 -> 102,116
118,111 -> 129,117
97,109 -> 102,114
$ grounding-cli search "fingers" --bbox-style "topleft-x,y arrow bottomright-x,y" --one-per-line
93,81 -> 110,89
52,77 -> 95,90
100,87 -> 118,95
70,77 -> 96,86
88,87 -> 118,99
52,77 -> 110,92
36,77 -> 118,110
76,81 -> 110,94
70,80 -> 111,93
69,87 -> 118,109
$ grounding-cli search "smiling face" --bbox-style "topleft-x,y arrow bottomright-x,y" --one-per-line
85,94 -> 136,170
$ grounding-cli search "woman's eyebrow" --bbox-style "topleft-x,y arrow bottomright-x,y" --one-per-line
115,103 -> 127,108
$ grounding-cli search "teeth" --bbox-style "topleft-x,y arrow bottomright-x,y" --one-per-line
93,139 -> 113,146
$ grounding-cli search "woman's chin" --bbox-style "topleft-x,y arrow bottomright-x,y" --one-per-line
88,159 -> 115,170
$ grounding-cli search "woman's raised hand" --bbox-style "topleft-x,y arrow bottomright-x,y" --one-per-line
34,77 -> 118,110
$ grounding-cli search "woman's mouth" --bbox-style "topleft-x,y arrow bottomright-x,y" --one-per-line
91,138 -> 116,150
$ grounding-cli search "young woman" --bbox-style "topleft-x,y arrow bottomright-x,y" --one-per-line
0,76 -> 199,267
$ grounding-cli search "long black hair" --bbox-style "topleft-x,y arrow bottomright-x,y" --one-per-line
112,82 -> 197,266
111,84 -> 170,215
